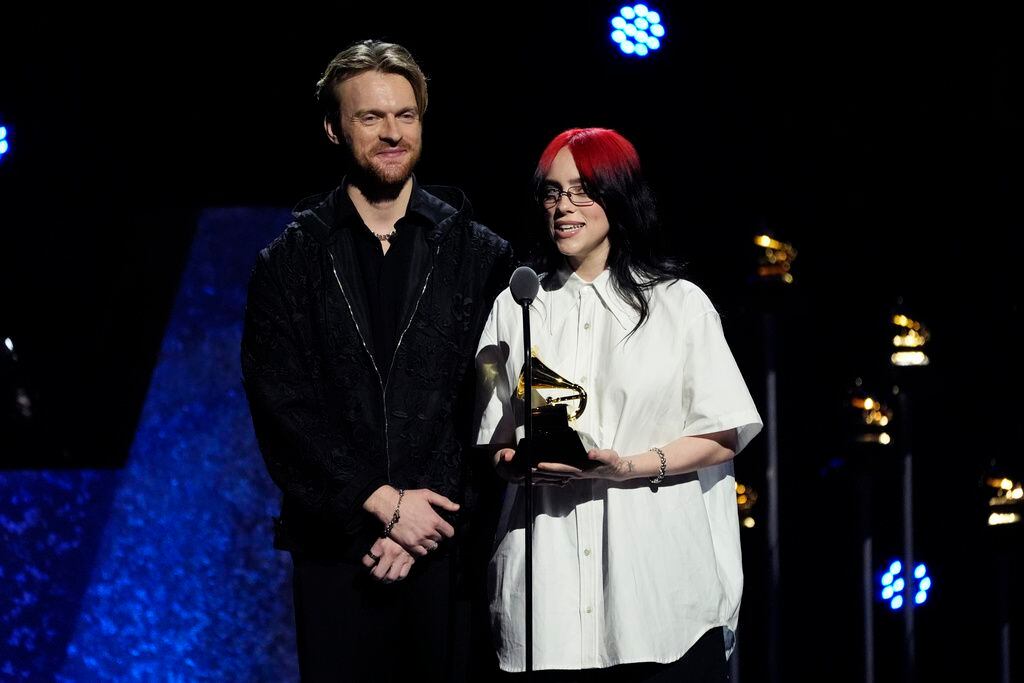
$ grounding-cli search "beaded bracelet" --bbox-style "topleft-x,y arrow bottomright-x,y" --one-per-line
383,488 -> 405,537
649,447 -> 667,485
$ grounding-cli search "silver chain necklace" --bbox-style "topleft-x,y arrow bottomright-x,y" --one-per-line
369,226 -> 398,242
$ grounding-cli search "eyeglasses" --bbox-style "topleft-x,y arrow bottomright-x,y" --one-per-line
539,185 -> 596,208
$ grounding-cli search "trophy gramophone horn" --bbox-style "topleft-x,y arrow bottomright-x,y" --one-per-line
515,350 -> 588,421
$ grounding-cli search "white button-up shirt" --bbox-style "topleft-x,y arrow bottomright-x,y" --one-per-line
475,269 -> 762,672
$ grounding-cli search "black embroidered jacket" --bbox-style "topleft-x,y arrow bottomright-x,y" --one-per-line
241,183 -> 513,559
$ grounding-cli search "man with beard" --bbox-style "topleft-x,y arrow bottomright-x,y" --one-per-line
241,40 -> 513,681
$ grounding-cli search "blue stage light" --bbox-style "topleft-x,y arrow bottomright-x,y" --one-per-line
879,558 -> 932,611
611,5 -> 665,58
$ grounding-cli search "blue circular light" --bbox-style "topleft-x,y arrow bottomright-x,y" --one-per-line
0,140 -> 8,156
611,4 -> 664,58
879,557 -> 931,609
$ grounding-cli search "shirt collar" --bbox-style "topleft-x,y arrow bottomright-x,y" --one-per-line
535,267 -> 640,334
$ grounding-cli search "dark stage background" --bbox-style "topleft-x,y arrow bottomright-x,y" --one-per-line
1,4 -> 1021,681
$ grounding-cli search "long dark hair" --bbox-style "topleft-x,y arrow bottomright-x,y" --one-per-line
531,127 -> 684,335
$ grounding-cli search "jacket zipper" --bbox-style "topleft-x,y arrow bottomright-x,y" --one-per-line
384,245 -> 440,391
329,252 -> 389,480
328,245 -> 440,482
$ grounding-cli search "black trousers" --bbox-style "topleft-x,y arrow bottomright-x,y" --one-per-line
291,552 -> 484,682
498,627 -> 730,683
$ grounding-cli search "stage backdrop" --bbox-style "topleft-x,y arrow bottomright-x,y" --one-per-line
1,208 -> 298,681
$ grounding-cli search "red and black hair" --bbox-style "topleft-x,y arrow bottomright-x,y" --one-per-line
532,127 -> 684,334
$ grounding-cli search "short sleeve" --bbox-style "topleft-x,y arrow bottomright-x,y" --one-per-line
679,309 -> 763,454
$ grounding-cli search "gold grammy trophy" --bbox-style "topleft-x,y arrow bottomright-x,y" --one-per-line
515,349 -> 596,469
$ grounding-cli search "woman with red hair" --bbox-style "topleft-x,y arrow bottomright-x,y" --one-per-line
476,128 -> 762,681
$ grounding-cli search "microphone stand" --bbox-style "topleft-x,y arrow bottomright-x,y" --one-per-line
510,265 -> 540,676
520,297 -> 534,677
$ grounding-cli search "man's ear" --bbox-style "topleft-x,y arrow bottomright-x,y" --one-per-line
324,116 -> 341,145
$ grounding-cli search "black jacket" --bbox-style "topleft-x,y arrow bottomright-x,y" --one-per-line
241,183 -> 513,560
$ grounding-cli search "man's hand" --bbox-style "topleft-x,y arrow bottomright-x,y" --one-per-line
364,485 -> 459,556
362,536 -> 414,583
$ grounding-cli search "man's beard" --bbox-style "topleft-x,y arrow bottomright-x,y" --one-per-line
349,143 -> 421,199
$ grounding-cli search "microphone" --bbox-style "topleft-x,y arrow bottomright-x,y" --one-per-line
509,266 -> 540,304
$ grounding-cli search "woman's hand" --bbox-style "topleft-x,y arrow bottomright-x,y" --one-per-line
494,448 -> 577,486
535,448 -> 632,481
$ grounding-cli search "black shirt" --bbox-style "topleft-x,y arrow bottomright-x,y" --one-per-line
335,180 -> 434,370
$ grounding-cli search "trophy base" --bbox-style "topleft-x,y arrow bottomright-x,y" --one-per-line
520,404 -> 599,471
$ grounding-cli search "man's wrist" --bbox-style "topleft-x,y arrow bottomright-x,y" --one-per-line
383,488 -> 405,538
363,485 -> 400,524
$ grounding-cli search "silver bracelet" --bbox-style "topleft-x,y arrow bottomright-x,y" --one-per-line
383,488 -> 405,537
649,447 -> 667,484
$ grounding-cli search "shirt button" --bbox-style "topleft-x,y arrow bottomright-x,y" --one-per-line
580,376 -> 587,383
584,323 -> 591,330
584,548 -> 591,557
586,606 -> 593,614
